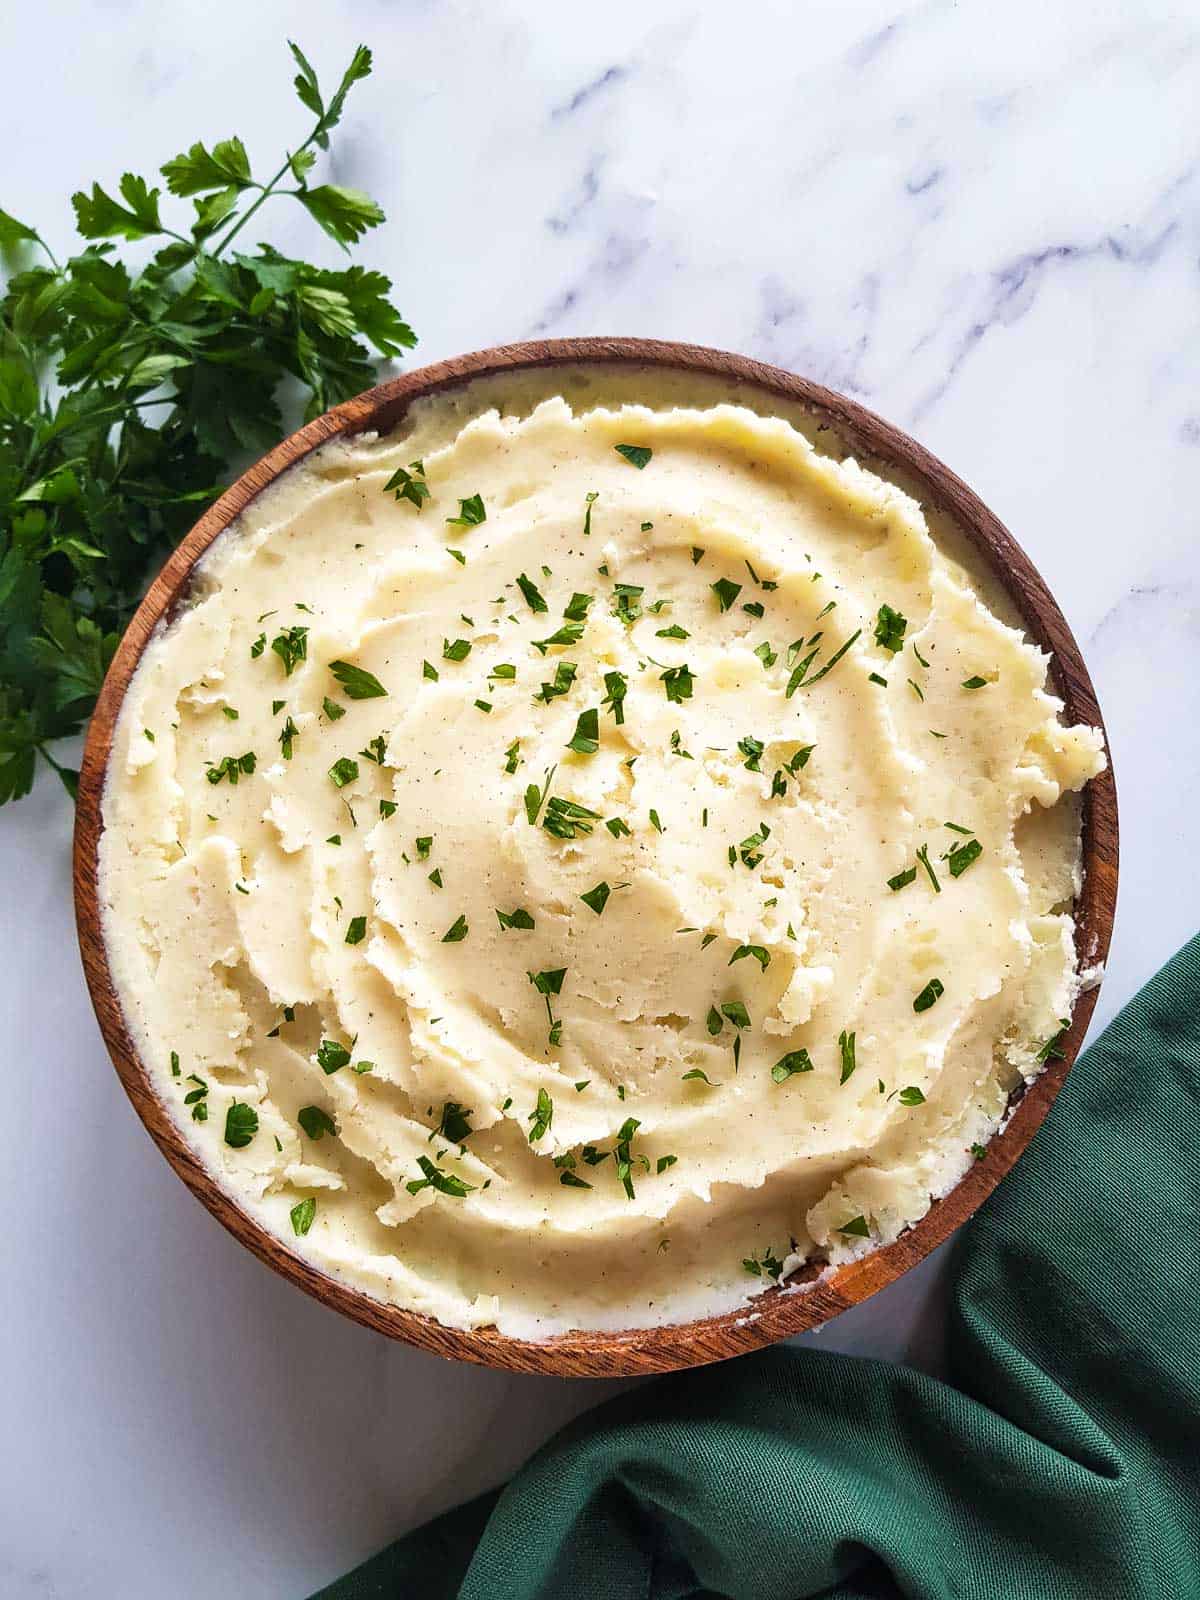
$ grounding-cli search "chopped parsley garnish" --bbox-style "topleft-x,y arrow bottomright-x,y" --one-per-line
962,675 -> 990,689
721,1000 -> 751,1029
738,735 -> 764,772
316,1039 -> 351,1074
786,628 -> 862,694
606,816 -> 631,838
888,866 -> 917,891
649,808 -> 664,833
206,751 -> 256,785
533,622 -> 585,654
559,1167 -> 593,1189
504,739 -> 522,775
1035,1019 -> 1071,1062
661,663 -> 695,703
771,1050 -> 813,1083
898,1086 -> 926,1106
543,795 -> 601,839
536,662 -> 577,704
908,678 -> 925,701
913,978 -> 945,1013
526,1086 -> 554,1143
738,822 -> 770,870
170,1051 -> 181,1077
682,1068 -> 720,1086
328,756 -> 359,788
384,460 -> 430,510
415,836 -> 432,859
406,1156 -> 474,1198
615,443 -> 652,468
329,659 -> 388,699
567,707 -> 600,754
524,767 -> 553,825
422,660 -> 439,681
441,914 -> 469,943
446,493 -> 486,527
250,633 -> 266,659
913,643 -> 931,668
516,572 -> 549,614
583,491 -> 598,535
496,907 -> 535,931
298,1105 -> 337,1140
224,1101 -> 258,1149
580,881 -> 611,916
614,1116 -> 641,1198
448,549 -> 466,565
743,1245 -> 785,1280
602,670 -> 628,724
742,601 -> 765,619
839,1030 -> 857,1084
442,637 -> 472,662
656,1155 -> 677,1174
669,729 -> 693,759
278,717 -> 298,760
379,799 -> 397,818
838,1215 -> 870,1238
971,1142 -> 988,1161
428,868 -> 443,887
222,706 -> 239,721
270,625 -> 309,676
868,672 -> 888,687
916,843 -> 940,893
359,734 -> 386,765
433,1101 -> 474,1144
183,1074 -> 208,1122
612,583 -> 644,626
947,838 -> 983,877
656,623 -> 689,640
874,605 -> 907,653
711,578 -> 742,612
754,641 -> 778,669
564,592 -> 593,622
290,1197 -> 317,1236
729,944 -> 769,971
326,834 -> 341,846
345,915 -> 367,945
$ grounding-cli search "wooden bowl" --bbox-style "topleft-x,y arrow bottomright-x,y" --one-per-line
73,338 -> 1119,1377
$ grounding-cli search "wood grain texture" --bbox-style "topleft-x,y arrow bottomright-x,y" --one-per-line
72,338 -> 1119,1378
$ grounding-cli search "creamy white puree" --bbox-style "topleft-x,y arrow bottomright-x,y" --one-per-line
100,380 -> 1105,1338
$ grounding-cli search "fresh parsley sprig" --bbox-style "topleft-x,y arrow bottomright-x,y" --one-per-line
0,40 -> 413,807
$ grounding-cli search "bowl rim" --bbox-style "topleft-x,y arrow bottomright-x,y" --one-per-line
73,336 -> 1119,1377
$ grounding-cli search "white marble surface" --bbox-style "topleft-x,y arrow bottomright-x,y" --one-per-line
3,1 -> 1199,1594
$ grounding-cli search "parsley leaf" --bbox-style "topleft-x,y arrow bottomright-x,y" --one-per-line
223,1100 -> 259,1148
446,493 -> 486,527
567,707 -> 600,754
711,578 -> 742,612
874,605 -> 907,653
298,1105 -> 337,1140
615,443 -> 652,468
516,572 -> 548,613
771,1050 -> 813,1082
580,881 -> 611,916
329,659 -> 388,699
913,978 -> 945,1013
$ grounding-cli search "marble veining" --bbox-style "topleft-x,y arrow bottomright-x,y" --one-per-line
2,1 -> 1197,1594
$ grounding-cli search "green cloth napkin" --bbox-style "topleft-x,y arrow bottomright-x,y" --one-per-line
318,936 -> 1200,1600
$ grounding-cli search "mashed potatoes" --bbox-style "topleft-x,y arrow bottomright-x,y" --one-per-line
99,383 -> 1105,1338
